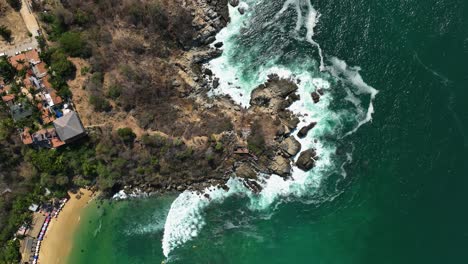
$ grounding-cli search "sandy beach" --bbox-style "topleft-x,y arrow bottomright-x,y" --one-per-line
38,189 -> 96,264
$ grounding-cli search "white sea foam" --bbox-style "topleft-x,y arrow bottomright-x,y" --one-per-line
162,0 -> 378,257
112,188 -> 148,200
162,179 -> 248,257
328,57 -> 379,137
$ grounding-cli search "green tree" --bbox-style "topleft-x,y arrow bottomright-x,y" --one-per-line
59,32 -> 90,58
40,172 -> 55,187
49,49 -> 76,78
55,174 -> 69,187
0,239 -> 20,263
117,127 -> 136,143
0,58 -> 16,82
0,25 -> 12,43
107,84 -> 122,99
89,95 -> 111,112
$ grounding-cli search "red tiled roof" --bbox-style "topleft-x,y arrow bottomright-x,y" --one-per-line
23,77 -> 32,89
41,76 -> 52,89
35,62 -> 48,76
51,137 -> 66,148
21,128 -> 33,145
24,50 -> 40,64
50,90 -> 63,105
37,103 -> 56,124
9,54 -> 28,71
2,94 -> 15,102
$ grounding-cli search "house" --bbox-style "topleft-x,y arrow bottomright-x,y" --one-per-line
29,76 -> 42,91
9,53 -> 28,71
53,111 -> 86,143
2,94 -> 15,105
8,50 -> 41,71
41,76 -> 52,90
234,145 -> 250,155
37,103 -> 55,124
24,49 -> 41,65
50,90 -> 63,105
28,204 -> 39,212
32,62 -> 47,78
10,104 -> 33,122
32,128 -> 65,148
21,128 -> 33,145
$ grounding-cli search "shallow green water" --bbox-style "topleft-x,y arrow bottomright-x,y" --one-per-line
69,0 -> 468,263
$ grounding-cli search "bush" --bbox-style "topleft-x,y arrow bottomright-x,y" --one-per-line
89,95 -> 111,112
59,32 -> 91,58
0,239 -> 20,263
247,120 -> 266,155
117,127 -> 136,143
107,85 -> 122,99
215,141 -> 223,152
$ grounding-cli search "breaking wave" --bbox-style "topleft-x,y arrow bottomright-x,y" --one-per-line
162,0 -> 378,258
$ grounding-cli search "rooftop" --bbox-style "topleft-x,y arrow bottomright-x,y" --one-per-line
53,111 -> 86,142
21,128 -> 33,145
10,104 -> 33,122
38,103 -> 56,124
8,50 -> 41,71
2,94 -> 15,102
33,62 -> 48,78
9,53 -> 28,71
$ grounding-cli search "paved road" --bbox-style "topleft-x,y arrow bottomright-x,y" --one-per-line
1,0 -> 40,56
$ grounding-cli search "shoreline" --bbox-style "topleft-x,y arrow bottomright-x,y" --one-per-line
38,188 -> 97,264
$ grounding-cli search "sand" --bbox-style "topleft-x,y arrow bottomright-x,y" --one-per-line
38,189 -> 97,264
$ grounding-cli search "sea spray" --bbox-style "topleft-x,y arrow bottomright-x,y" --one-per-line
162,0 -> 378,257
162,179 -> 249,257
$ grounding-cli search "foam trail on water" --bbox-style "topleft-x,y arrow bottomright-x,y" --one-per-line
328,57 -> 379,137
304,0 -> 326,71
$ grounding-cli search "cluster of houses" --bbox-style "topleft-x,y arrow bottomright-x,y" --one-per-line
0,49 -> 86,148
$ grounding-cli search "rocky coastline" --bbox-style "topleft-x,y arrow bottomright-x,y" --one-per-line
113,0 -> 321,197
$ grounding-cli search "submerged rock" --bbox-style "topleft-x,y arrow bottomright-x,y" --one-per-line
238,6 -> 246,15
296,149 -> 318,171
311,91 -> 320,103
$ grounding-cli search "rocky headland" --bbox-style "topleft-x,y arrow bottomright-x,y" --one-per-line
110,0 -> 323,196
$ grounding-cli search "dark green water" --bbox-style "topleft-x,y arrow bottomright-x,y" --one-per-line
69,0 -> 468,263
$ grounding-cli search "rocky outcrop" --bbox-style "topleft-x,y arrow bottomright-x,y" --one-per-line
296,149 -> 318,171
280,137 -> 301,157
270,155 -> 291,177
297,122 -> 316,138
311,91 -> 320,103
190,0 -> 230,47
228,0 -> 240,7
235,162 -> 257,179
250,77 -> 298,109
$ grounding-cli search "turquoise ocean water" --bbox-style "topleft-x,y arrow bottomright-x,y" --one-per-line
69,0 -> 468,263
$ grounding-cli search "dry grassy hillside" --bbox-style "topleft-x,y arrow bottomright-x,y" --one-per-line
0,0 -> 30,49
